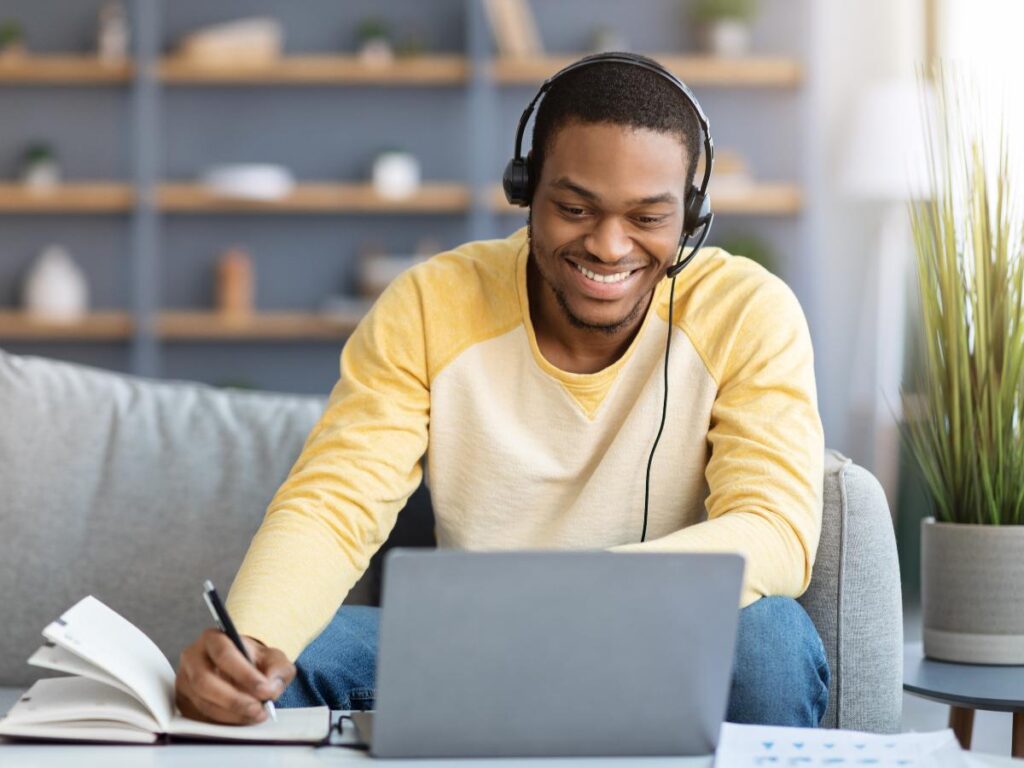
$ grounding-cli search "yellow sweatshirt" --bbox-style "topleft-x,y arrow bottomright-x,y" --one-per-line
227,226 -> 824,661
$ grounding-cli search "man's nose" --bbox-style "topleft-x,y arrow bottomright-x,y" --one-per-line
584,217 -> 633,262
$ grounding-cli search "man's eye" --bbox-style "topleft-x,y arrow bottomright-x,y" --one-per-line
557,204 -> 587,218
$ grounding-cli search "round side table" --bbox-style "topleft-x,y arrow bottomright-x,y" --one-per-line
904,642 -> 1024,758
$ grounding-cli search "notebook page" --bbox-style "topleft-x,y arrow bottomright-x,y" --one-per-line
717,722 -> 968,767
168,706 -> 330,744
41,595 -> 174,729
28,643 -> 138,700
0,720 -> 158,744
0,677 -> 161,734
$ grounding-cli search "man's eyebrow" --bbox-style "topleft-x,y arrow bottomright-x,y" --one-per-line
550,177 -> 679,207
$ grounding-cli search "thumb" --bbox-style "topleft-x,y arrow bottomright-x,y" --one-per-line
254,645 -> 296,691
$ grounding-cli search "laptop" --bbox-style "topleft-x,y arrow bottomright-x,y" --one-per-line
349,549 -> 744,758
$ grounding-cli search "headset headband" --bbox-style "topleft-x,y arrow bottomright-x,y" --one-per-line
510,52 -> 715,203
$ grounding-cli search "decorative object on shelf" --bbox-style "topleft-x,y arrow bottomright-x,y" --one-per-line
371,150 -> 421,200
0,19 -> 26,59
588,26 -> 629,54
358,238 -> 437,297
355,17 -> 394,66
483,0 -> 542,57
22,245 -> 89,323
19,143 -> 61,191
175,17 -> 283,67
901,67 -> 1024,665
215,247 -> 255,318
97,1 -> 129,65
201,164 -> 295,201
697,148 -> 753,193
692,0 -> 757,57
715,232 -> 777,275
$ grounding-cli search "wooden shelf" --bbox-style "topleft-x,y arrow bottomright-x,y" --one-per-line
157,182 -> 471,213
491,54 -> 802,87
0,55 -> 132,83
159,54 -> 469,85
0,311 -> 133,340
157,311 -> 361,340
490,182 -> 803,216
0,183 -> 135,213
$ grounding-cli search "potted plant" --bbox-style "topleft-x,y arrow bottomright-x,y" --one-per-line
0,19 -> 26,58
691,0 -> 757,57
355,17 -> 394,66
901,66 -> 1024,665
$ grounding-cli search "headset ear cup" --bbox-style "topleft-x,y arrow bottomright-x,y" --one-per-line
502,158 -> 531,207
683,185 -> 711,235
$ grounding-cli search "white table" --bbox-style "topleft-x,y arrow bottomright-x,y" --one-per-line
1,709 -> 1021,766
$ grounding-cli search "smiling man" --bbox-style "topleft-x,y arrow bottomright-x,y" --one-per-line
175,54 -> 828,730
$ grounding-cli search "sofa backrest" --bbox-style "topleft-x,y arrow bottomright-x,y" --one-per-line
0,350 -> 332,686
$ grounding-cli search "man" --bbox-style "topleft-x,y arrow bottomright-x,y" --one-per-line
175,55 -> 828,728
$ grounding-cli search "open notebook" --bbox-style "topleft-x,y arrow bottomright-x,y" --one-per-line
0,595 -> 330,745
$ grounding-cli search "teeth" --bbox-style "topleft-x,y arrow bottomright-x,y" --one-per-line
574,263 -> 633,283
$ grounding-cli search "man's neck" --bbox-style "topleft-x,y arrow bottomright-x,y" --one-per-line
526,256 -> 652,375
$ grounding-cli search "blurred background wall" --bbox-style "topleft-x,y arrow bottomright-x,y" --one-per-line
4,0 -> 1016,580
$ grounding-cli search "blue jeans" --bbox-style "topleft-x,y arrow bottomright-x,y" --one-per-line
278,596 -> 830,727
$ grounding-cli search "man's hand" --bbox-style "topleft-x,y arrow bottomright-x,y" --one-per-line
175,629 -> 296,725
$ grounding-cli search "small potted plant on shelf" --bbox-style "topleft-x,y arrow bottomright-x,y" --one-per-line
691,0 -> 757,57
355,17 -> 394,66
0,19 -> 26,59
901,65 -> 1024,665
20,143 -> 61,191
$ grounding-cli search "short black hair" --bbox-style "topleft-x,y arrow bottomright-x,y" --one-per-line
527,54 -> 703,204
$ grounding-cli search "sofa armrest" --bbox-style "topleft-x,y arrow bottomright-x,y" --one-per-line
799,450 -> 903,732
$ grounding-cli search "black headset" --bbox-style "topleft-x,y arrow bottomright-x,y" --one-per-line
502,51 -> 716,277
503,52 -> 717,542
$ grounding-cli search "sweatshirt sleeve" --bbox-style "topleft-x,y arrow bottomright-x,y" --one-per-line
226,269 -> 430,661
610,278 -> 824,607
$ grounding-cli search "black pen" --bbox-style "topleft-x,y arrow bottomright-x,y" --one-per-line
202,580 -> 277,722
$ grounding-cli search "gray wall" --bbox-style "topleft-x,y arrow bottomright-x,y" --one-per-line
0,0 -> 813,399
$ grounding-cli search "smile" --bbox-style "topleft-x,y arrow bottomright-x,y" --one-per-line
572,262 -> 638,284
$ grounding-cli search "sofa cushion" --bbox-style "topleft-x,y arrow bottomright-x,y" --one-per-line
0,350 -> 337,687
799,449 -> 903,732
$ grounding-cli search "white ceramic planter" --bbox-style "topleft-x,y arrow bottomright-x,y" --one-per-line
699,20 -> 751,58
921,517 -> 1024,664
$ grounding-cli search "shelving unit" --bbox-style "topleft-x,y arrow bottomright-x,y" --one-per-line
157,182 -> 471,214
157,311 -> 360,341
158,54 -> 469,85
0,183 -> 135,212
0,311 -> 134,340
0,55 -> 133,83
490,54 -> 802,86
0,0 -> 811,393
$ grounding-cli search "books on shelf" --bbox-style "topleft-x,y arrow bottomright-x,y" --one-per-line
0,596 -> 329,745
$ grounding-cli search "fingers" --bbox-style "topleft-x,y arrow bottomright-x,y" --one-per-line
254,645 -> 296,698
178,645 -> 267,725
175,630 -> 272,725
201,628 -> 275,701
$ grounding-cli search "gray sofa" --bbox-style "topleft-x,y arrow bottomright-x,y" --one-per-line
0,349 -> 903,731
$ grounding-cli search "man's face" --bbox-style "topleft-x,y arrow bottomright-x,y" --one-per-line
528,121 -> 688,335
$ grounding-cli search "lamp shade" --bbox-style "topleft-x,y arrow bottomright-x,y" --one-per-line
840,78 -> 936,201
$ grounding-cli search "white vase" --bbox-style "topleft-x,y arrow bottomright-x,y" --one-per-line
23,245 -> 89,322
701,19 -> 752,57
372,152 -> 421,200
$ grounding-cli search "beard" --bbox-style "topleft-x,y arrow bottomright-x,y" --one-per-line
527,216 -> 650,337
